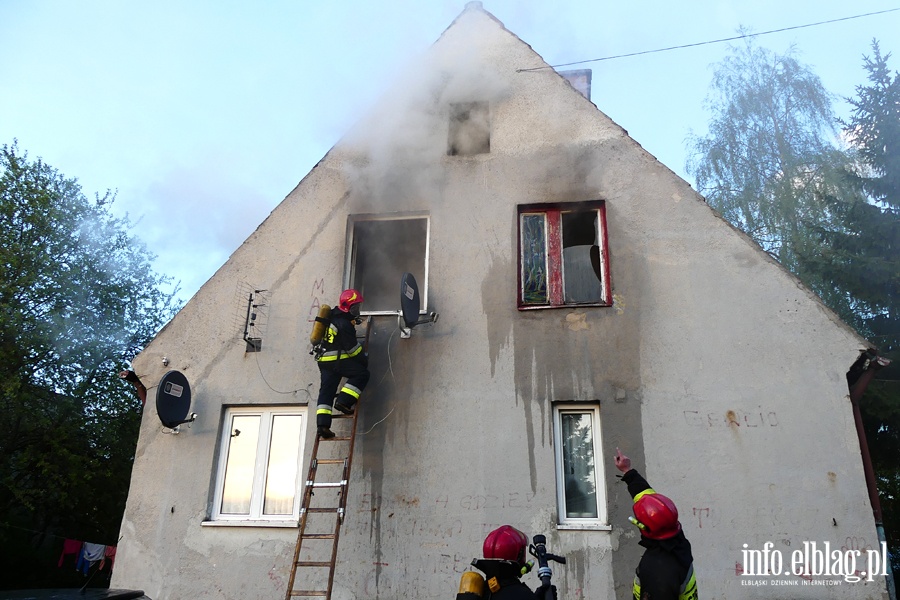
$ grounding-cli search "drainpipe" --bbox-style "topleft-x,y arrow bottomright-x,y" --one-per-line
848,350 -> 895,600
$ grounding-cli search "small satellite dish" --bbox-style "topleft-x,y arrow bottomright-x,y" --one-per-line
400,272 -> 421,328
399,273 -> 439,338
156,370 -> 197,430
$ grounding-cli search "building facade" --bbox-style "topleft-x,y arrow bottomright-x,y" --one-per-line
112,4 -> 887,599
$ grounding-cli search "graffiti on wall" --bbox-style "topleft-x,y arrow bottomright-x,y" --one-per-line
683,409 -> 779,429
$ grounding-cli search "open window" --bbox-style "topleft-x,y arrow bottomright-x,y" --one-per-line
518,201 -> 611,309
346,214 -> 429,315
553,403 -> 608,528
207,406 -> 307,525
448,101 -> 490,156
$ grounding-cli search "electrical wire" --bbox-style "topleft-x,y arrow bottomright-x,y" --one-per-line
360,328 -> 397,435
254,350 -> 314,399
517,7 -> 900,72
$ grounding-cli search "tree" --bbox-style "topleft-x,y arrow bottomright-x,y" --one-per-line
0,142 -> 178,588
828,40 -> 900,574
685,38 -> 861,320
688,36 -> 900,578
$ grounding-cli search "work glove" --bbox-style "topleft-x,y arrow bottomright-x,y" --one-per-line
535,584 -> 557,600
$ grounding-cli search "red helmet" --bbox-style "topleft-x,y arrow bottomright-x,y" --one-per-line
633,492 -> 681,540
338,289 -> 364,312
483,525 -> 528,565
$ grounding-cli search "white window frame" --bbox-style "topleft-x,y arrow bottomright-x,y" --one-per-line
205,405 -> 307,527
553,403 -> 610,530
344,213 -> 430,316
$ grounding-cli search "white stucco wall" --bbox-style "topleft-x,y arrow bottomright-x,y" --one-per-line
112,5 -> 885,600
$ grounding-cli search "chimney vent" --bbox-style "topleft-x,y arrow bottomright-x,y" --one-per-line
559,69 -> 592,101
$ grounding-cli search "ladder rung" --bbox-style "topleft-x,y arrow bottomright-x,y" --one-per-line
307,480 -> 347,488
290,591 -> 327,597
300,533 -> 335,540
296,561 -> 333,567
302,507 -> 340,514
318,435 -> 352,441
315,458 -> 346,465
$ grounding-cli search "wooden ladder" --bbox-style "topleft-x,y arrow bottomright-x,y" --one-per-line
284,317 -> 371,599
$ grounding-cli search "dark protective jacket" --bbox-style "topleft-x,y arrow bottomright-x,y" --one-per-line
623,469 -> 698,600
315,308 -> 365,365
456,560 -> 553,600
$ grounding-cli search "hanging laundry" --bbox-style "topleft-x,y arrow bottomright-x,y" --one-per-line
76,542 -> 106,575
58,539 -> 82,568
101,545 -> 117,571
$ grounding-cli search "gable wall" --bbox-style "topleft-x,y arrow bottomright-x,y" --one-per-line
113,7 -> 884,600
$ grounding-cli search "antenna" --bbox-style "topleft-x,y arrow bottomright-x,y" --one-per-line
398,272 -> 439,339
155,370 -> 197,432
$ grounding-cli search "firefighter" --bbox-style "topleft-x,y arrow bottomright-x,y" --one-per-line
615,448 -> 698,600
314,289 -> 369,438
456,525 -> 557,600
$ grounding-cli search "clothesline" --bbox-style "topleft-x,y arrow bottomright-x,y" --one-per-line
59,539 -> 118,576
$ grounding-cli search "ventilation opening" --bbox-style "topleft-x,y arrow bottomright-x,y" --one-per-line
448,101 -> 490,156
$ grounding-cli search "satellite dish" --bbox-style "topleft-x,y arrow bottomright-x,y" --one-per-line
156,370 -> 196,429
400,272 -> 421,328
399,273 -> 439,338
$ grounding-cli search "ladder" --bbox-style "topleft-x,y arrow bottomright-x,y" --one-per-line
284,317 -> 372,600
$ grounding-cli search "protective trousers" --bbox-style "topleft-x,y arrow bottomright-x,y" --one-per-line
316,359 -> 370,429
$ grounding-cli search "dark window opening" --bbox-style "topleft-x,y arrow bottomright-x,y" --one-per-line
448,102 -> 490,156
347,217 -> 428,314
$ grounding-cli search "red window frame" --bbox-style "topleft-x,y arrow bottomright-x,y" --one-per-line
517,200 -> 611,310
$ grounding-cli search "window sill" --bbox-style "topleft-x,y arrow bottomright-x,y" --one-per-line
556,523 -> 613,532
201,519 -> 298,528
518,303 -> 611,311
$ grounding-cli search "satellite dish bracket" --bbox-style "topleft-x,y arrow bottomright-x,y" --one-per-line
398,272 -> 439,339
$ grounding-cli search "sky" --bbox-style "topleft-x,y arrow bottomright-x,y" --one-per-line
1,0 -> 898,302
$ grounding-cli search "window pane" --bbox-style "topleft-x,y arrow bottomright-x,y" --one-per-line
220,415 -> 260,515
561,412 -> 598,518
350,219 -> 427,312
521,214 -> 548,304
561,210 -> 603,304
263,414 -> 303,515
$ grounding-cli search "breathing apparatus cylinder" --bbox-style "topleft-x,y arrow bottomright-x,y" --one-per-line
456,571 -> 485,600
309,304 -> 331,345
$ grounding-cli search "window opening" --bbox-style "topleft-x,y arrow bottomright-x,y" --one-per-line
448,102 -> 490,156
346,215 -> 429,314
211,406 -> 306,523
518,201 -> 610,309
553,403 -> 607,526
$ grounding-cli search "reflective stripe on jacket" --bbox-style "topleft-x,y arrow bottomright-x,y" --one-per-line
315,313 -> 362,362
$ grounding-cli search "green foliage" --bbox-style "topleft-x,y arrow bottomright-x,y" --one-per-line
686,38 -> 860,282
689,37 -> 900,578
839,41 -> 900,575
0,141 -> 178,588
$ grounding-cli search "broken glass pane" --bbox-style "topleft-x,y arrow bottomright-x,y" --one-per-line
561,210 -> 602,304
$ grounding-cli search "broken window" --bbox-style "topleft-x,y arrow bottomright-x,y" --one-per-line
209,406 -> 307,524
347,215 -> 429,314
448,101 -> 490,156
518,201 -> 611,309
553,403 -> 607,526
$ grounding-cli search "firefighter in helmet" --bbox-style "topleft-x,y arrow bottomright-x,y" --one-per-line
455,525 -> 557,600
615,448 -> 698,600
314,289 -> 369,438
